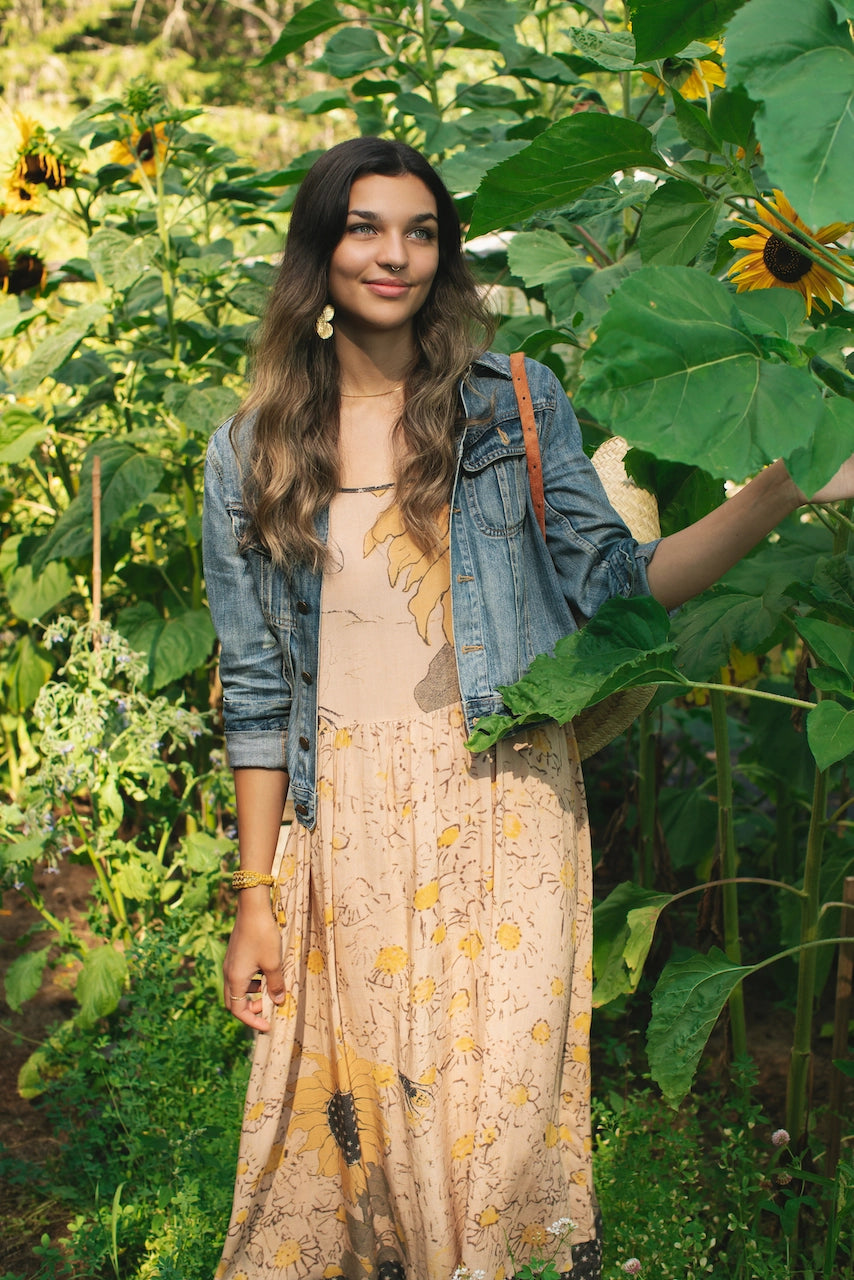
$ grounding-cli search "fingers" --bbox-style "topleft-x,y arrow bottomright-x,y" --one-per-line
225,973 -> 273,1031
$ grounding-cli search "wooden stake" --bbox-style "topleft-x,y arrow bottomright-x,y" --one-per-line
92,454 -> 102,643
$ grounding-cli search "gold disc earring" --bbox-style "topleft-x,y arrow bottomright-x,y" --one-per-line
315,304 -> 334,339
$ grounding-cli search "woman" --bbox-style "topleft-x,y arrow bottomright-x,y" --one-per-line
203,137 -> 853,1280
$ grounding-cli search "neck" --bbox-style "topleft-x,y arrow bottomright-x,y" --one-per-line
334,325 -> 415,397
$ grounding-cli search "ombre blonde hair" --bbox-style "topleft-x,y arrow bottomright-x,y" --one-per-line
231,137 -> 495,570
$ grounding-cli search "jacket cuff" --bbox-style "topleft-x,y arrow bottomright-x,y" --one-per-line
225,729 -> 288,771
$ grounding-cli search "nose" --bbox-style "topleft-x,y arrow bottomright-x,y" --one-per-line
379,232 -> 408,274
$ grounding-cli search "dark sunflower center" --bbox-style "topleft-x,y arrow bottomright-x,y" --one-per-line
326,1090 -> 362,1165
763,232 -> 811,283
135,130 -> 156,162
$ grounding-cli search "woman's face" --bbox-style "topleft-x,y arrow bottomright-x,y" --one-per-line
327,171 -> 440,341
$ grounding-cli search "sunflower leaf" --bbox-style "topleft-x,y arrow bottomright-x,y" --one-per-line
638,181 -> 720,266
468,114 -> 664,237
647,948 -> 753,1107
579,265 -> 827,481
628,0 -> 746,61
725,0 -> 854,225
258,0 -> 345,64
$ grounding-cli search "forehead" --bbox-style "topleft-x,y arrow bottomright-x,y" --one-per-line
346,171 -> 437,219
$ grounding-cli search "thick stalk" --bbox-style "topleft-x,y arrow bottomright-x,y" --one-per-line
636,705 -> 656,887
710,690 -> 748,1061
786,760 -> 828,1141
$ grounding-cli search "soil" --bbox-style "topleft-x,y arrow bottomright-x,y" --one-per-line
1,861 -> 95,1276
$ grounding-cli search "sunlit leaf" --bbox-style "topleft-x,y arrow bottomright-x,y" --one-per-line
647,947 -> 752,1106
316,28 -> 394,78
14,302 -> 108,396
76,943 -> 127,1027
593,882 -> 673,1006
795,615 -> 854,680
0,408 -> 48,463
468,114 -> 663,237
466,597 -> 684,750
725,0 -> 854,225
673,588 -> 793,681
4,945 -> 51,1013
88,228 -> 156,291
117,603 -> 216,688
6,560 -> 73,622
580,266 -> 827,483
3,636 -> 53,714
259,0 -> 344,64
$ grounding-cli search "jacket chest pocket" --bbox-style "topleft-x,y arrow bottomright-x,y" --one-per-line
460,444 -> 527,537
226,503 -> 291,627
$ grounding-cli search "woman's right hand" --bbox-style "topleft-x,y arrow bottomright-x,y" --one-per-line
223,890 -> 285,1032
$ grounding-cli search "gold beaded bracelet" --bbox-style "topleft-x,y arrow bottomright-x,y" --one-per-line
232,870 -> 276,890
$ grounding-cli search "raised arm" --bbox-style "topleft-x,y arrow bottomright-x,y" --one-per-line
646,455 -> 854,611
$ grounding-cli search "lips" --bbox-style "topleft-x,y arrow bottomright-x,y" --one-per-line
365,280 -> 411,297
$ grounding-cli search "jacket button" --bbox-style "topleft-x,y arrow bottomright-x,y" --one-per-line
301,670 -> 313,684
297,600 -> 309,614
295,803 -> 308,816
298,735 -> 310,750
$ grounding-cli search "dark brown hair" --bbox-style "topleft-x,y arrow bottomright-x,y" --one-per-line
232,136 -> 495,569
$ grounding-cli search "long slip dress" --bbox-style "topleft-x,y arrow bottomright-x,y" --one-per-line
215,481 -> 602,1280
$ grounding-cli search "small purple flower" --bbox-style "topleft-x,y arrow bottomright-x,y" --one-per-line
622,1261 -> 642,1276
44,865 -> 60,875
13,880 -> 25,891
771,1128 -> 790,1148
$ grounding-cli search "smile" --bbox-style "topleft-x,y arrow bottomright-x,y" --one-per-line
365,280 -> 411,297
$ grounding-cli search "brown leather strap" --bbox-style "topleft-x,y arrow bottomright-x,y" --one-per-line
510,351 -> 545,539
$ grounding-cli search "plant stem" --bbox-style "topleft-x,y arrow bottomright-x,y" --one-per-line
636,705 -> 656,887
786,760 -> 828,1142
710,690 -> 748,1061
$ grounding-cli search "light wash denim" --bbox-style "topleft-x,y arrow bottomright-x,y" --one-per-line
202,353 -> 658,827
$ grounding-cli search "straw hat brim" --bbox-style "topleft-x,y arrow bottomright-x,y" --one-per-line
572,436 -> 660,761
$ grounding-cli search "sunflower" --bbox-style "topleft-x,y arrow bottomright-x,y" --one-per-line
12,114 -> 67,190
289,1043 -> 388,1199
727,189 -> 853,315
111,122 -> 168,179
4,179 -> 41,214
642,40 -> 726,100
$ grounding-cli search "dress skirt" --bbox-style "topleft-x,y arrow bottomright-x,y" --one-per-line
215,705 -> 599,1280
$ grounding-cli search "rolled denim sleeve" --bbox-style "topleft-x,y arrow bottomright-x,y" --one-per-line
537,367 -> 659,620
203,429 -> 290,770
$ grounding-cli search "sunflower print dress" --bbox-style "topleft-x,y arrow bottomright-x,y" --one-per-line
215,482 -> 602,1280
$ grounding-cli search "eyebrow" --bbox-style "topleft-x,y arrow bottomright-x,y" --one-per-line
346,209 -> 439,224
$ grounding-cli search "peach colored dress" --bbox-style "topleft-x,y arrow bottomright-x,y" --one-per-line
215,484 -> 600,1280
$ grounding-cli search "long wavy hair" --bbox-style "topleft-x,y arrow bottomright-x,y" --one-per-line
232,136 -> 495,569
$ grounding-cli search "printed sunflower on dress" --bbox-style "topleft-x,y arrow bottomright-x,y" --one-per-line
727,190 -> 853,316
289,1044 -> 389,1199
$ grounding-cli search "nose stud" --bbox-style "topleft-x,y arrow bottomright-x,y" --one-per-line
388,265 -> 402,273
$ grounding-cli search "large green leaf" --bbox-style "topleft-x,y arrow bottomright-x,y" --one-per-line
76,943 -> 127,1027
441,140 -> 529,195
647,947 -> 752,1106
566,26 -> 643,70
163,383 -> 242,435
468,114 -> 663,237
33,441 -> 164,569
672,587 -> 793,680
795,615 -> 854,680
117,603 -> 216,688
806,699 -> 854,769
88,228 -> 156,291
580,267 -> 829,484
0,407 -> 48,463
592,882 -> 673,1006
466,596 -> 684,750
317,27 -> 394,78
629,0 -> 746,60
14,302 -> 107,396
4,945 -> 51,1013
259,0 -> 344,64
3,636 -> 53,714
725,0 -> 854,225
638,181 -> 720,266
5,559 -> 73,623
786,396 -> 854,502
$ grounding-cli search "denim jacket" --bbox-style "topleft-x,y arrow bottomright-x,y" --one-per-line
202,353 -> 658,827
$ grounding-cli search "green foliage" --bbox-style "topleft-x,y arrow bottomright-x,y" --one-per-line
8,918 -> 250,1280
